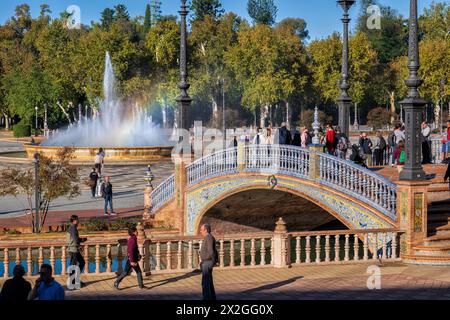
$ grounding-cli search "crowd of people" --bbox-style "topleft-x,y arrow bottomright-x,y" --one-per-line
0,216 -> 219,301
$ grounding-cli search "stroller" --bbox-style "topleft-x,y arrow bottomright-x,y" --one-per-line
349,144 -> 368,169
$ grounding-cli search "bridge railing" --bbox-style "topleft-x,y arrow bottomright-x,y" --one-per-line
288,229 -> 400,265
244,145 -> 310,179
187,148 -> 238,188
150,174 -> 175,213
0,229 -> 401,278
317,153 -> 397,220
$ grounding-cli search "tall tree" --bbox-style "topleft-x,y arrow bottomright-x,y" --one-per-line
247,0 -> 278,26
114,4 -> 130,21
144,4 -> 152,33
276,18 -> 309,43
420,2 -> 449,41
100,8 -> 115,30
190,0 -> 225,21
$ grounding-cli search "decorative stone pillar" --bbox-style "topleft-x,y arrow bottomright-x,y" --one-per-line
174,155 -> 188,234
272,218 -> 291,268
237,140 -> 246,173
309,106 -> 325,180
136,222 -> 151,276
396,181 -> 431,256
143,186 -> 153,221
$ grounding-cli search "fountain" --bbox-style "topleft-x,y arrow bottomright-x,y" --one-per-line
24,52 -> 174,163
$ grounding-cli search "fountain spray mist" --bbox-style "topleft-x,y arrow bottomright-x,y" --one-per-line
43,52 -> 170,148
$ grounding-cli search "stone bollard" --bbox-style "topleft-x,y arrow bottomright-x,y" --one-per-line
237,140 -> 246,173
272,218 -> 291,268
136,223 -> 151,276
143,185 -> 153,221
309,144 -> 325,180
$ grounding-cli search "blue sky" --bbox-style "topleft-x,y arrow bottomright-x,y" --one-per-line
0,0 -> 432,40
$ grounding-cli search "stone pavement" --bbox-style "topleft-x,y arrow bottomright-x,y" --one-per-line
36,263 -> 450,300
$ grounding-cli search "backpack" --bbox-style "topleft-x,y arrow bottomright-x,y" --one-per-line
379,137 -> 387,150
337,136 -> 348,151
399,150 -> 405,163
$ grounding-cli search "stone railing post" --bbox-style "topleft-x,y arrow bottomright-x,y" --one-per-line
309,145 -> 324,180
174,156 -> 188,234
143,185 -> 154,221
137,223 -> 151,276
272,218 -> 291,268
237,141 -> 246,173
396,181 -> 431,257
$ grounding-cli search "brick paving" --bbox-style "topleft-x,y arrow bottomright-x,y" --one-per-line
11,263 -> 447,300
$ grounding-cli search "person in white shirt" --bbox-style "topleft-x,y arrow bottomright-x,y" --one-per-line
421,122 -> 432,164
94,148 -> 105,175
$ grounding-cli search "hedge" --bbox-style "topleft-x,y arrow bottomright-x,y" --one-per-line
12,124 -> 31,137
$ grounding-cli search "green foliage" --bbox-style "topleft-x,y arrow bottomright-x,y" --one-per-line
83,217 -> 141,232
190,0 -> 225,21
367,107 -> 396,129
84,218 -> 109,232
144,4 -> 152,33
12,123 -> 31,137
247,0 -> 278,26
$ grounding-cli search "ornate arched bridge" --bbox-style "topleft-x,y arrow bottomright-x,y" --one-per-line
149,145 -> 398,236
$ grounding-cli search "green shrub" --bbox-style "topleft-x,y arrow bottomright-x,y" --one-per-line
12,123 -> 31,137
31,128 -> 43,136
109,218 -> 141,231
83,218 -> 109,232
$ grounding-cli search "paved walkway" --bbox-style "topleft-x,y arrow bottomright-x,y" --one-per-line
16,263 -> 450,300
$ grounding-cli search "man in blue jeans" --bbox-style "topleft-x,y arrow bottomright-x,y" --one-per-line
101,176 -> 116,216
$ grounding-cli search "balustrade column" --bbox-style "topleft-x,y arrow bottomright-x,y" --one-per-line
219,240 -> 225,268
372,234 -> 378,260
106,244 -> 112,273
156,242 -> 161,271
315,236 -> 321,264
3,248 -> 9,278
240,239 -> 245,267
363,234 -> 369,261
50,247 -> 55,273
353,235 -> 359,261
177,241 -> 183,270
382,234 -> 387,260
15,248 -> 21,266
334,235 -> 340,262
166,242 -> 172,270
344,234 -> 350,262
198,240 -> 203,267
392,233 -> 398,259
230,239 -> 235,267
84,245 -> 90,274
250,239 -> 256,267
27,247 -> 32,277
38,247 -> 44,267
305,236 -> 311,264
295,237 -> 301,264
95,244 -> 100,274
188,241 -> 193,269
260,238 -> 266,266
325,235 -> 330,263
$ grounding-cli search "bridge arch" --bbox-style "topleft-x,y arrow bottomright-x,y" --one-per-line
186,173 -> 396,236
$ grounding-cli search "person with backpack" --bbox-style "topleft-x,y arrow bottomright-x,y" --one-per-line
88,167 -> 99,199
394,140 -> 406,174
114,226 -> 146,290
199,224 -> 218,301
335,127 -> 349,159
373,131 -> 387,166
359,132 -> 373,167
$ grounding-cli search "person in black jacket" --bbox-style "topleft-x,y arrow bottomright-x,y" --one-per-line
199,224 -> 218,301
0,265 -> 31,301
101,176 -> 115,216
67,215 -> 87,288
114,226 -> 145,290
359,133 -> 373,166
89,168 -> 99,199
278,123 -> 292,145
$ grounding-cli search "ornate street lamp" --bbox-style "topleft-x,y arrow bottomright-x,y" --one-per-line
337,0 -> 355,139
35,106 -> 39,137
399,0 -> 427,181
44,103 -> 49,138
145,165 -> 155,189
176,0 -> 192,144
312,106 -> 321,145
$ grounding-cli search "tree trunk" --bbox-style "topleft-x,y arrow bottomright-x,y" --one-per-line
260,105 -> 269,129
212,98 -> 219,128
2,112 -> 10,130
389,91 -> 396,125
57,101 -> 72,124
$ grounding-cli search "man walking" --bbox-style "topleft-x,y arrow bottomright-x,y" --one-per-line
278,122 -> 292,145
67,215 -> 87,288
114,226 -> 145,290
94,148 -> 105,176
101,176 -> 115,216
89,167 -> 99,199
335,127 -> 349,159
200,224 -> 218,301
